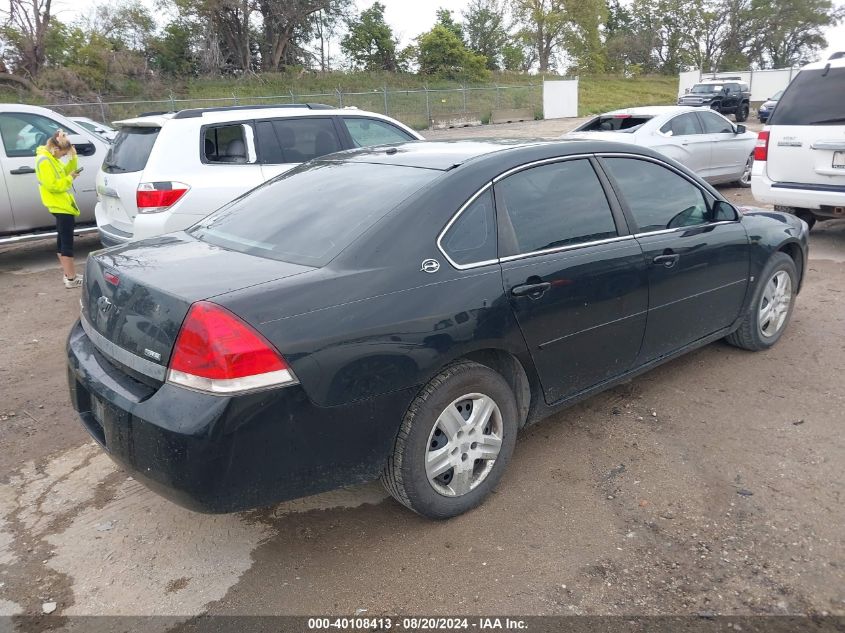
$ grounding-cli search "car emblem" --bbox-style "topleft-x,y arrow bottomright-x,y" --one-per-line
97,296 -> 113,314
420,259 -> 440,274
144,348 -> 162,361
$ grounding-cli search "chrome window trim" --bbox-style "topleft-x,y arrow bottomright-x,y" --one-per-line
498,235 -> 636,263
81,314 -> 167,381
633,220 -> 740,239
492,153 -> 594,183
436,182 -> 497,271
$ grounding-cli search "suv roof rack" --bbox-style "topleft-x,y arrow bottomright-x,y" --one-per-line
172,103 -> 334,120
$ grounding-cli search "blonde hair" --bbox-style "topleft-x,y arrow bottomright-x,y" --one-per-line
46,130 -> 72,153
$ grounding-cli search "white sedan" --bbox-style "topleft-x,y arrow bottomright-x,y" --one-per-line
563,106 -> 757,187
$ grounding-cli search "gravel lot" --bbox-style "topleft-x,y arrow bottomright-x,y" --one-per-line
1,117 -> 843,626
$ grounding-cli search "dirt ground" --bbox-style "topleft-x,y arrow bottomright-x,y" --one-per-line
0,118 -> 843,627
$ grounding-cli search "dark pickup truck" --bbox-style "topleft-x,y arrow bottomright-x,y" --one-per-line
678,80 -> 751,122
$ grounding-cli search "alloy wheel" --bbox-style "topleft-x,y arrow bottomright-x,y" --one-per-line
425,393 -> 503,497
740,154 -> 753,186
758,271 -> 793,338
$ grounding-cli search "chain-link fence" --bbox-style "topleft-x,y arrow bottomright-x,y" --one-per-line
42,84 -> 541,131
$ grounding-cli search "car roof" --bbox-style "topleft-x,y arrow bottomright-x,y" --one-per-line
598,105 -> 702,117
800,55 -> 845,71
113,105 -> 413,130
321,139 -> 655,171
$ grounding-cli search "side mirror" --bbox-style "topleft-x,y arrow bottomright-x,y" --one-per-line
67,133 -> 96,156
735,124 -> 746,134
712,200 -> 739,222
684,88 -> 690,93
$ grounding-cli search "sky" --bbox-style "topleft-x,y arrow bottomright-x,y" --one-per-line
54,0 -> 845,63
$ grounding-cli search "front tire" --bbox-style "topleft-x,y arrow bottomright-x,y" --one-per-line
726,253 -> 797,351
381,361 -> 518,519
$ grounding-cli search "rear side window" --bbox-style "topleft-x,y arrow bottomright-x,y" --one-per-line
441,189 -> 497,266
257,118 -> 342,164
189,162 -> 438,266
343,117 -> 415,146
103,127 -> 159,173
579,115 -> 652,133
660,113 -> 702,136
203,124 -> 253,164
603,158 -> 710,232
496,159 -> 618,256
769,67 -> 845,125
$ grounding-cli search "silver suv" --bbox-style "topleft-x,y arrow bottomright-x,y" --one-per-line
96,104 -> 423,246
0,104 -> 110,242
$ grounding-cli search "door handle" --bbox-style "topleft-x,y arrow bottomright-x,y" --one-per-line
653,254 -> 680,268
9,166 -> 35,175
511,282 -> 551,298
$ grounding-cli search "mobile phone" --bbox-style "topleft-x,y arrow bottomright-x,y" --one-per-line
75,166 -> 84,174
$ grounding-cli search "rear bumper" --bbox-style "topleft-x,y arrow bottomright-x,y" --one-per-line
751,166 -> 845,210
66,320 -> 414,513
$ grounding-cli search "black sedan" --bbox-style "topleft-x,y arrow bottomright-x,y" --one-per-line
67,140 -> 808,519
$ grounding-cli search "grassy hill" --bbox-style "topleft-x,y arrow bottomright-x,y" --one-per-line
1,72 -> 679,128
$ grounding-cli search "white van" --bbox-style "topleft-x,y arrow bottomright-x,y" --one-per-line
96,104 -> 423,246
751,53 -> 845,228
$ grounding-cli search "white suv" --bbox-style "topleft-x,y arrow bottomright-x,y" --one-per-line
96,104 -> 423,246
751,54 -> 845,229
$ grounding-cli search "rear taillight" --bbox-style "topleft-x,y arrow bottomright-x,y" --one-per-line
754,130 -> 770,162
167,301 -> 297,395
136,182 -> 189,214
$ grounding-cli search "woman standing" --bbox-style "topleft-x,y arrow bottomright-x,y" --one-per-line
36,129 -> 84,288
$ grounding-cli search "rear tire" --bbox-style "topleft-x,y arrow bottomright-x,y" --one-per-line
381,361 -> 518,519
737,152 -> 753,188
725,252 -> 797,351
735,103 -> 749,122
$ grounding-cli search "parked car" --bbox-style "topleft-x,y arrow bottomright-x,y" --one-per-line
564,106 -> 757,186
67,139 -> 808,519
70,116 -> 118,142
757,90 -> 783,123
95,104 -> 424,247
678,79 -> 751,122
751,54 -> 845,229
0,104 -> 110,241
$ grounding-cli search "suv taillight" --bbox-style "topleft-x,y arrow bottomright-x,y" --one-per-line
136,182 -> 189,214
754,130 -> 770,162
167,301 -> 298,395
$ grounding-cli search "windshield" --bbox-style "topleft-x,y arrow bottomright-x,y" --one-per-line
577,115 -> 653,133
769,67 -> 845,125
103,126 -> 159,173
189,161 -> 439,267
770,90 -> 783,101
690,84 -> 720,93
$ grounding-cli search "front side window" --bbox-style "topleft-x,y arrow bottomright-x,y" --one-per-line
343,117 -> 415,146
660,113 -> 702,136
603,158 -> 711,232
441,188 -> 497,266
0,112 -> 79,157
698,111 -> 735,134
203,123 -> 253,164
496,159 -> 618,256
257,118 -> 342,164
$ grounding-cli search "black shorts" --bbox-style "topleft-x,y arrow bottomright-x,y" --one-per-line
55,214 -> 75,257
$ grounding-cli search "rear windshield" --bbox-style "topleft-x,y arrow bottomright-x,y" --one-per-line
189,161 -> 439,267
578,115 -> 652,133
103,126 -> 159,173
769,67 -> 845,125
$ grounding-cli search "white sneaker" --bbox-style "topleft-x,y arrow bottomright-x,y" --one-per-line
63,274 -> 83,289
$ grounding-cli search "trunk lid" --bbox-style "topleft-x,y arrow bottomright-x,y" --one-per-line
97,120 -> 167,234
764,65 -> 845,187
81,234 -> 313,374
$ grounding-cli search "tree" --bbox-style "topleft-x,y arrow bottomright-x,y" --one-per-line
149,20 -> 198,75
462,0 -> 509,70
257,0 -> 348,72
341,1 -> 399,71
435,8 -> 464,42
512,0 -> 569,72
562,0 -> 607,73
1,0 -> 54,77
416,24 -> 488,80
751,0 -> 842,67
